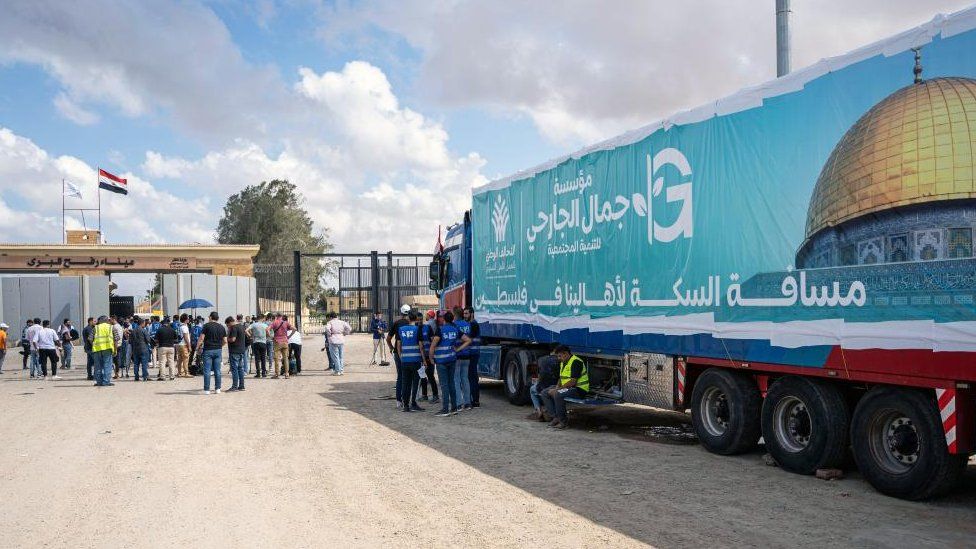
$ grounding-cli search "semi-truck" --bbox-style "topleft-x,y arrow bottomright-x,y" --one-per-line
428,7 -> 976,500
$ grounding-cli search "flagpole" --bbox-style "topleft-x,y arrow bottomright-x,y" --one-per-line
97,167 -> 102,241
62,178 -> 66,244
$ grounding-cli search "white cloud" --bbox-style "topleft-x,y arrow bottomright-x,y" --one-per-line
0,127 -> 213,244
0,0 -> 287,142
53,93 -> 99,126
139,61 -> 487,253
320,0 -> 976,146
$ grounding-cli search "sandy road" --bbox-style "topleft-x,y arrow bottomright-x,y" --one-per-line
1,334 -> 974,548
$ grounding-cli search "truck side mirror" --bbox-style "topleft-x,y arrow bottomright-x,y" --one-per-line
428,261 -> 439,283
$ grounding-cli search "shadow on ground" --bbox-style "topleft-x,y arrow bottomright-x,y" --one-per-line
320,379 -> 976,546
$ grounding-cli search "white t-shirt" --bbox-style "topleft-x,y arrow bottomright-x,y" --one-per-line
25,324 -> 42,348
179,324 -> 190,346
33,327 -> 59,350
288,330 -> 302,345
325,319 -> 352,345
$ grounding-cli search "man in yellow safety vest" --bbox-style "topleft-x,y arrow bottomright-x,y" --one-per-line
91,315 -> 117,386
540,344 -> 589,429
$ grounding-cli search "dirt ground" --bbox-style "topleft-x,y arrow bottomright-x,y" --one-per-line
1,334 -> 974,548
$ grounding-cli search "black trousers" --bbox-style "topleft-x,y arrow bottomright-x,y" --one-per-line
420,362 -> 438,398
22,344 -> 30,369
467,352 -> 480,404
252,342 -> 267,376
38,348 -> 59,376
288,343 -> 302,374
400,362 -> 420,407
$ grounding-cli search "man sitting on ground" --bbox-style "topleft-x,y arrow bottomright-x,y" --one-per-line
526,352 -> 560,422
539,345 -> 589,430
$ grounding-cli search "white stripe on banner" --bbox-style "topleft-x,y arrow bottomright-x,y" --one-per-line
480,312 -> 976,353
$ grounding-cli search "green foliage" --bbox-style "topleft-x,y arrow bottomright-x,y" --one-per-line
216,179 -> 333,300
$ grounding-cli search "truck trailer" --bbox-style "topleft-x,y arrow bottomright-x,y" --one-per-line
429,7 -> 976,500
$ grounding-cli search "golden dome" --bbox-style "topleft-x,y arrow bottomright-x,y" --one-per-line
805,77 -> 976,238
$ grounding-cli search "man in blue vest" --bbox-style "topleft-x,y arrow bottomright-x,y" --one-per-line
431,311 -> 471,417
395,312 -> 424,412
540,345 -> 589,429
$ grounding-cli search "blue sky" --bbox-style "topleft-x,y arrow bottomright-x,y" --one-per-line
1,0 -> 973,297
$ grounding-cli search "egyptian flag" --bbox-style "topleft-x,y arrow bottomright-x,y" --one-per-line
98,168 -> 128,195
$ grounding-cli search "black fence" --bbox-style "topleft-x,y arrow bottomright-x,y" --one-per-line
254,263 -> 296,319
290,251 -> 434,332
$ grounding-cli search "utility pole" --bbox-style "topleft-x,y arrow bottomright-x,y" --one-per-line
776,0 -> 792,77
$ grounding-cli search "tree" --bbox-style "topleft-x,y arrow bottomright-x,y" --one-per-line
216,179 -> 333,302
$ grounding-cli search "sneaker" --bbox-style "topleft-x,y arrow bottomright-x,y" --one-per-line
105,382 -> 115,386
238,387 -> 246,391
202,390 -> 211,395
52,375 -> 62,380
435,410 -> 451,417
430,397 -> 440,404
472,402 -> 481,408
401,407 -> 412,413
226,387 -> 238,392
396,401 -> 403,409
214,389 -> 221,394
548,418 -> 561,427
411,404 -> 425,412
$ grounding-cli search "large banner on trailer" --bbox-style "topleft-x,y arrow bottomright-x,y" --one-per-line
472,14 -> 976,355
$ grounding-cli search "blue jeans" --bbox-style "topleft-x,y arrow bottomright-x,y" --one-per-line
202,349 -> 222,392
328,343 -> 344,373
119,341 -> 130,373
29,349 -> 41,377
86,351 -> 95,378
530,381 -> 550,411
437,361 -> 457,412
62,344 -> 73,369
94,350 -> 114,385
243,347 -> 250,374
454,359 -> 471,407
229,352 -> 245,389
132,349 -> 150,380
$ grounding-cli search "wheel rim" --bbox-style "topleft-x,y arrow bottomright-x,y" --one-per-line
699,386 -> 730,436
773,395 -> 812,453
867,410 -> 920,474
505,361 -> 520,394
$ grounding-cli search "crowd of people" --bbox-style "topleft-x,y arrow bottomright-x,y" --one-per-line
0,304 -> 590,427
0,312 -> 313,395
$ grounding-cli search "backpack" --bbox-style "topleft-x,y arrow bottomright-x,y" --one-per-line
70,327 -> 80,341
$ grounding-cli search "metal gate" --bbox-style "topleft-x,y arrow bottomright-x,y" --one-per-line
295,251 -> 434,332
254,263 -> 296,319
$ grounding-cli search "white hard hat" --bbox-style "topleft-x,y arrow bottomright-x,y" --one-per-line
400,304 -> 411,314
0,323 -> 7,329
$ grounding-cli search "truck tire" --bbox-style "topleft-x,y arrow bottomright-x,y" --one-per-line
502,349 -> 531,405
690,368 -> 762,455
851,387 -> 966,500
761,376 -> 849,474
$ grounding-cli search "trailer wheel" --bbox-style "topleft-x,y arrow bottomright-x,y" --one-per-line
502,349 -> 530,405
761,376 -> 849,474
851,387 -> 966,500
690,368 -> 762,455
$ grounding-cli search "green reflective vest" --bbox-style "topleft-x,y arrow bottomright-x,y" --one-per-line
559,354 -> 588,392
92,322 -> 115,353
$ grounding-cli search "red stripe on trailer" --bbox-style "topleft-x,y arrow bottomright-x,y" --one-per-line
676,357 -> 686,406
935,388 -> 957,454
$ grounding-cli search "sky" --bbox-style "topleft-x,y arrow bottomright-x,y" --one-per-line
1,0 -> 974,296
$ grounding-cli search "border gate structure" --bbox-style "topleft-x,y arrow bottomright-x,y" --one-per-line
291,251 -> 433,331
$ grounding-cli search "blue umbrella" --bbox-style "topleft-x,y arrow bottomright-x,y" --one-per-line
178,298 -> 213,309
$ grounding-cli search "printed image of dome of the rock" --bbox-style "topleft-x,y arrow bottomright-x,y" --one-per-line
737,53 -> 976,322
796,58 -> 976,269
